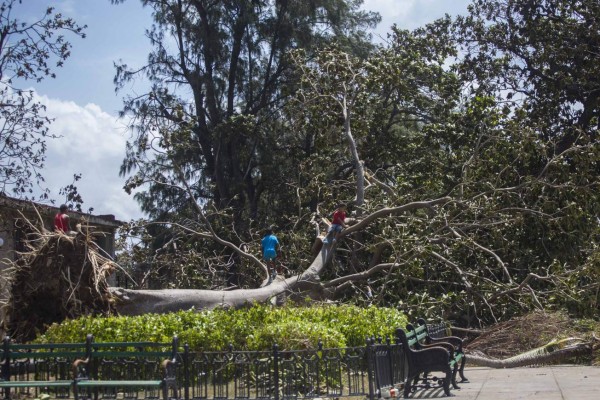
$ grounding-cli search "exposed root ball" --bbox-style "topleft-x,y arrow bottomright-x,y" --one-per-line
3,224 -> 115,342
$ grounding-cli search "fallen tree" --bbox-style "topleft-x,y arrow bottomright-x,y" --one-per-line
2,181 -> 597,340
1,197 -> 452,339
110,197 -> 451,314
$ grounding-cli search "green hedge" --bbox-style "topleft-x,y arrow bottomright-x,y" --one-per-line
37,304 -> 408,350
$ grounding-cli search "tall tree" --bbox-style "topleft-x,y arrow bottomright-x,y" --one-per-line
0,0 -> 85,197
113,0 -> 379,229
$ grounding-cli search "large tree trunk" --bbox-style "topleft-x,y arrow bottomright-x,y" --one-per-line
111,242 -> 335,315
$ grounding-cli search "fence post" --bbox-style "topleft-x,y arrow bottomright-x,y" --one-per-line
395,328 -> 407,386
386,336 -> 394,389
317,340 -> 323,394
2,336 -> 11,399
183,343 -> 190,400
273,343 -> 280,400
366,337 -> 375,400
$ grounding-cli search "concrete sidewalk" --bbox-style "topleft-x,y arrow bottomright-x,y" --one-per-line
407,365 -> 599,399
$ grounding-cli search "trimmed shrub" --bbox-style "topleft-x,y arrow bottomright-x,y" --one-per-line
36,303 -> 408,350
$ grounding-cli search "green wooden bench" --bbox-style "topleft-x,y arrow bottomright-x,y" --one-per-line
73,335 -> 179,400
414,318 -> 467,383
0,336 -> 87,399
403,321 -> 464,395
396,327 -> 456,398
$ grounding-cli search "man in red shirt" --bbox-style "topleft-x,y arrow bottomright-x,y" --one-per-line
54,204 -> 71,232
324,203 -> 347,244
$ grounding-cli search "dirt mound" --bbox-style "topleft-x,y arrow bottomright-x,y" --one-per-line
2,225 -> 116,342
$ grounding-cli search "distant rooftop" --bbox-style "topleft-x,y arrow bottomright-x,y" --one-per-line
0,194 -> 123,228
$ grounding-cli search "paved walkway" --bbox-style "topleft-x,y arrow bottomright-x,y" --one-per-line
407,365 -> 599,399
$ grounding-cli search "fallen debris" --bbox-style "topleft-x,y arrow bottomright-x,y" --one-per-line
464,311 -> 599,367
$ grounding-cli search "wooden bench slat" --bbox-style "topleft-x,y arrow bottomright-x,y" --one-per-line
0,381 -> 72,388
76,380 -> 162,387
9,343 -> 84,350
92,342 -> 165,347
90,351 -> 171,358
9,351 -> 87,358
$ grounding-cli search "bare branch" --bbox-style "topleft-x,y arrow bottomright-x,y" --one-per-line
340,197 -> 451,237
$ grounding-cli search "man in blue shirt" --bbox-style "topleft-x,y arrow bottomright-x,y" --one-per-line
261,227 -> 280,283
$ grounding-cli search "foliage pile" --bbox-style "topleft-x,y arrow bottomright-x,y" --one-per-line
465,311 -> 600,365
3,223 -> 115,342
36,304 -> 408,351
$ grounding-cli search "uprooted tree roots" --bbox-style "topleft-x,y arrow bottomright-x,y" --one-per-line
2,224 -> 116,342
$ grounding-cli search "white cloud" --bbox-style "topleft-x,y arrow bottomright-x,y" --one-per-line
34,92 -> 144,221
364,0 -> 415,20
363,0 -> 471,39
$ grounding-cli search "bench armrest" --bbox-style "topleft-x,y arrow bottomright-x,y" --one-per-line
420,340 -> 454,351
419,340 -> 458,358
427,336 -> 463,351
161,358 -> 177,380
72,358 -> 90,380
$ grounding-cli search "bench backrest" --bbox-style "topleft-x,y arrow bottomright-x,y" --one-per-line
416,318 -> 451,340
80,334 -> 179,380
405,324 -> 429,347
395,328 -> 416,352
2,336 -> 87,382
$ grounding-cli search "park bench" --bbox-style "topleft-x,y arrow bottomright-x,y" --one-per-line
405,321 -> 464,392
72,335 -> 179,400
414,318 -> 467,383
396,328 -> 455,398
0,336 -> 87,399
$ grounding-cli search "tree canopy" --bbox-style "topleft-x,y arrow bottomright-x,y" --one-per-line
113,0 -> 379,226
0,0 -> 85,197
106,0 -> 599,327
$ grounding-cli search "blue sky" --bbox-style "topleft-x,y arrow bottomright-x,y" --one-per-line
11,0 -> 471,221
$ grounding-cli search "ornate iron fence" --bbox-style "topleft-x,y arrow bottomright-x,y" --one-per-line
2,337 -> 407,400
179,338 -> 405,400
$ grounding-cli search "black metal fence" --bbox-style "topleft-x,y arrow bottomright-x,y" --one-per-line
178,338 -> 405,400
2,337 -> 407,400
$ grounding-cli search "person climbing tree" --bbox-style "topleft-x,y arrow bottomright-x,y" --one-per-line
324,203 -> 348,244
261,227 -> 280,284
